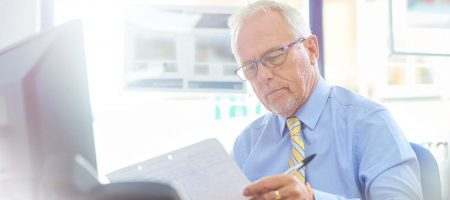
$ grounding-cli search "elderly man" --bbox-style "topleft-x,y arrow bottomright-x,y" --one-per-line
228,0 -> 423,199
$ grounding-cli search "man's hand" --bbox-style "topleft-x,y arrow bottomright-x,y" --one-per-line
243,174 -> 314,200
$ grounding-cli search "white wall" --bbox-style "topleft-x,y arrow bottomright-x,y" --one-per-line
0,0 -> 38,49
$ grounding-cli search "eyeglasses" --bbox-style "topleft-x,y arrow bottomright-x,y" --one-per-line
234,38 -> 306,81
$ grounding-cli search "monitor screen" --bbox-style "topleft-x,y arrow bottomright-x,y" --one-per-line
0,20 -> 97,199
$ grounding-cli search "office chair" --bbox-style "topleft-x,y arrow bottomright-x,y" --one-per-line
410,143 -> 442,200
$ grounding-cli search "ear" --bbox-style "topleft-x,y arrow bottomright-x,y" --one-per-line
304,35 -> 319,66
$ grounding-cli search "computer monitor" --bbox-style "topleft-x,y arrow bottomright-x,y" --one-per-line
0,20 -> 97,199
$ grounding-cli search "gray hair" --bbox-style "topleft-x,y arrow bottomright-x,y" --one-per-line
228,0 -> 312,54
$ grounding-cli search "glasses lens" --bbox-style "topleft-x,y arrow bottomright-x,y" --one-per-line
262,50 -> 286,67
237,63 -> 257,80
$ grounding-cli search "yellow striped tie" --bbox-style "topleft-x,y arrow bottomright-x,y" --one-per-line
286,116 -> 305,182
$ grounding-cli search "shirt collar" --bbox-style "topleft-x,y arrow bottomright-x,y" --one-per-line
277,77 -> 331,136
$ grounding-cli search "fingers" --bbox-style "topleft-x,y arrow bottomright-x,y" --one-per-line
306,182 -> 314,200
243,174 -> 297,196
243,174 -> 313,200
248,189 -> 284,200
248,186 -> 308,200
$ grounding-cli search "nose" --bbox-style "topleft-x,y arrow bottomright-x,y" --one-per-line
255,61 -> 274,82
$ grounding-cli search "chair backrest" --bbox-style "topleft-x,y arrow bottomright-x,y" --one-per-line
410,143 -> 442,200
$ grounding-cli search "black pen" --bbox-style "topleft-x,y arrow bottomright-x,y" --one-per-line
283,153 -> 316,175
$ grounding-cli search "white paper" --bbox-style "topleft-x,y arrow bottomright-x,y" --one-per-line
107,138 -> 250,200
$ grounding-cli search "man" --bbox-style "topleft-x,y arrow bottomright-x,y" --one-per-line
228,0 -> 423,199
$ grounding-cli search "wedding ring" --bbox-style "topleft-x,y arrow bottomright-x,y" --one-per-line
274,190 -> 282,200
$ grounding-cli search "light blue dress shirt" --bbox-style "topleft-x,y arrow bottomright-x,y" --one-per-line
232,77 -> 423,199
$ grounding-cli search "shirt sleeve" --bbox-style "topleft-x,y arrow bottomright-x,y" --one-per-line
355,107 -> 423,200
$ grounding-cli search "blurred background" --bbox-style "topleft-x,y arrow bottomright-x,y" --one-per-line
1,0 -> 449,199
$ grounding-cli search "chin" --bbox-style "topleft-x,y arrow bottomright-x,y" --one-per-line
272,111 -> 291,117
267,102 -> 297,117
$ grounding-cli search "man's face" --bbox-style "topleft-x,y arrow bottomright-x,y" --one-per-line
234,10 -> 319,117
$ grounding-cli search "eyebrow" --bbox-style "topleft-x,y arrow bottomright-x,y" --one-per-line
240,45 -> 284,66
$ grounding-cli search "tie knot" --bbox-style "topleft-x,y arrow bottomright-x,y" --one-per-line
286,116 -> 301,136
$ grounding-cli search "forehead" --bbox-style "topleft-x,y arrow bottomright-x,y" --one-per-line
235,10 -> 294,62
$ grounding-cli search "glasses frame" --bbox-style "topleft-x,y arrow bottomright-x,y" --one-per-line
234,37 -> 306,81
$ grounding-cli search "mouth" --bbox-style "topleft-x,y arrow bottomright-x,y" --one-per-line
266,87 -> 285,97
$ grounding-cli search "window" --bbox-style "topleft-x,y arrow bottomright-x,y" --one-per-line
53,0 -> 309,178
324,1 -> 450,198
